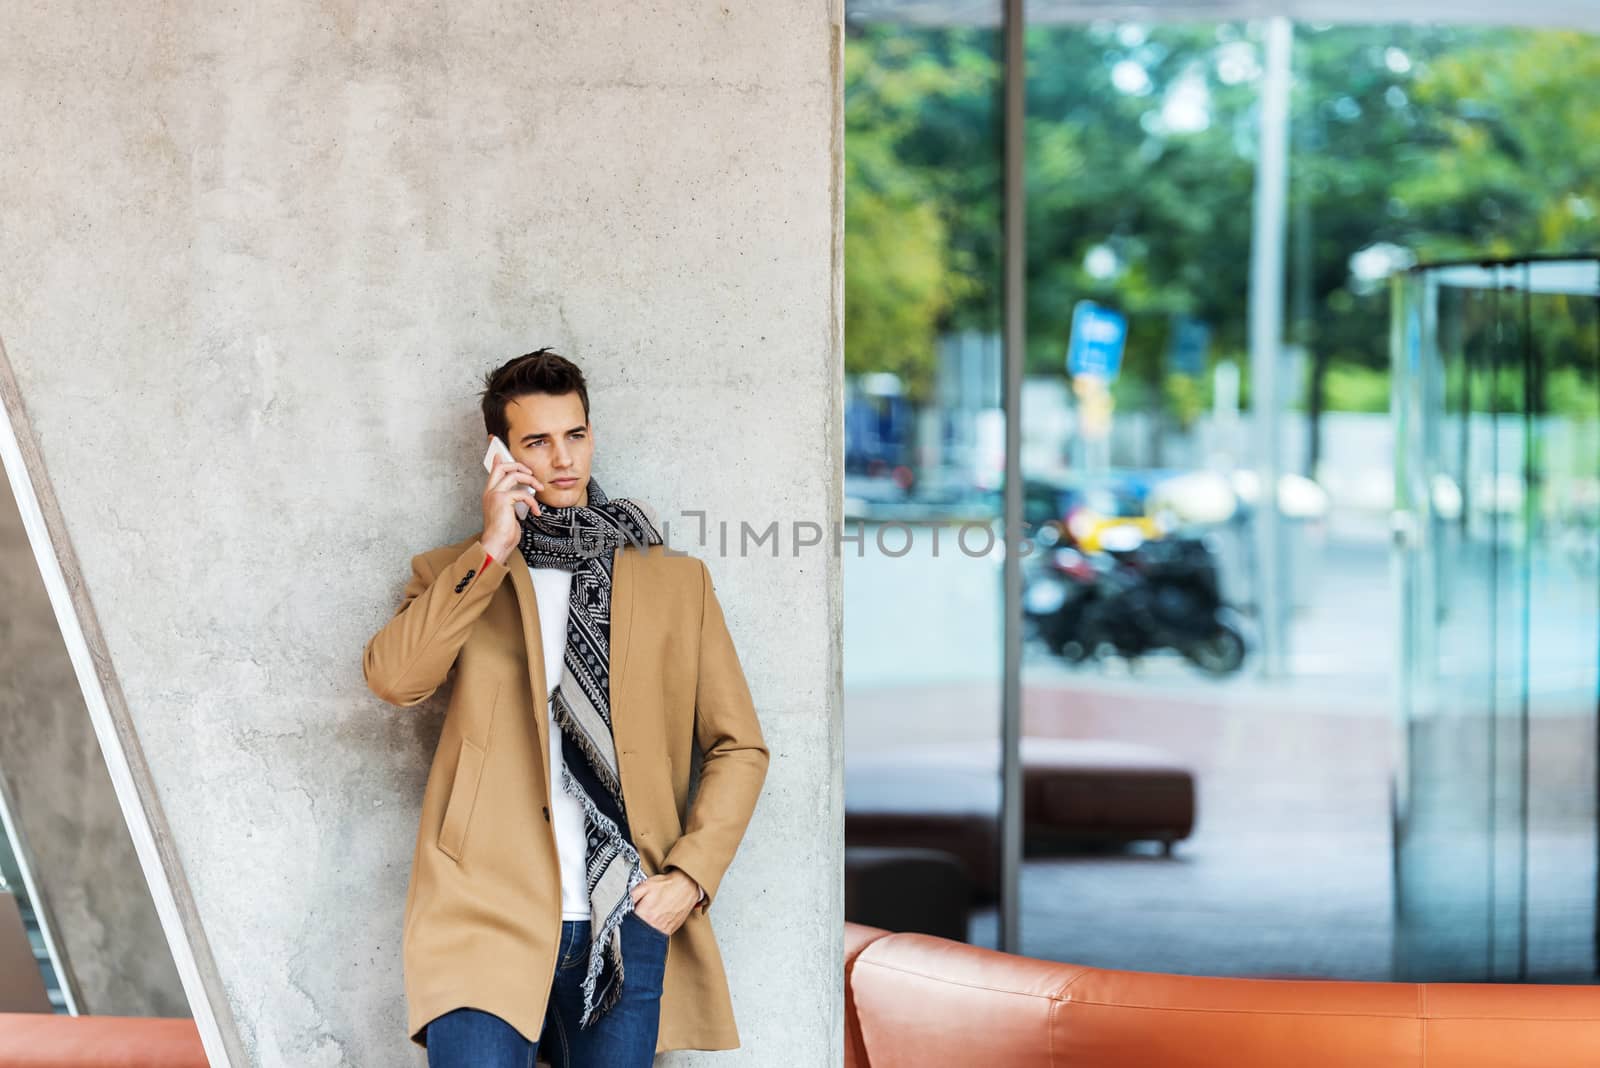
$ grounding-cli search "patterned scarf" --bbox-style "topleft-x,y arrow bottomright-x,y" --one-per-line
516,476 -> 663,1027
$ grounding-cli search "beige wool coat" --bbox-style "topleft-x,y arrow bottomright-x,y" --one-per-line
361,532 -> 769,1053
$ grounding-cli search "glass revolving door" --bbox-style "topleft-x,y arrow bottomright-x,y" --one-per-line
1392,256 -> 1600,981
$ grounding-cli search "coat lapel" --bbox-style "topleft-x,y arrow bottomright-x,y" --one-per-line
505,553 -> 550,804
608,545 -> 637,742
504,544 -> 637,805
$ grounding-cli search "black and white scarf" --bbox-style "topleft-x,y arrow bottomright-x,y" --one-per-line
517,476 -> 663,1027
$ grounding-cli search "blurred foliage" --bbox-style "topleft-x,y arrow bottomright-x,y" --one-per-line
1431,288 -> 1600,418
1320,364 -> 1392,414
1438,362 -> 1600,419
844,28 -> 1002,401
1163,372 -> 1209,428
843,19 -> 1600,416
1398,31 -> 1600,258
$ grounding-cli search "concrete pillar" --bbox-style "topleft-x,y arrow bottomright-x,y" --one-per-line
0,3 -> 843,1064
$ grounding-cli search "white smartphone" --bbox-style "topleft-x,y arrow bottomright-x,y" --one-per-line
482,436 -> 534,520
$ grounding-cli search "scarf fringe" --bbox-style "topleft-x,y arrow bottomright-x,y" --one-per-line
560,763 -> 650,1029
550,687 -> 626,802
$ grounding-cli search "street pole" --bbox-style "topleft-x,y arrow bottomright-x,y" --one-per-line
1249,16 -> 1293,679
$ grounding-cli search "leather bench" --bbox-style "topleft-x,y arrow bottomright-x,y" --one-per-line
845,846 -> 971,942
0,891 -> 208,1067
0,1014 -> 207,1067
1021,737 -> 1195,855
844,922 -> 1600,1067
846,737 -> 1196,900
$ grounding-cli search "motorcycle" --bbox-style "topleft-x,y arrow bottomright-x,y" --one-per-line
1022,537 -> 1100,662
1024,525 -> 1248,677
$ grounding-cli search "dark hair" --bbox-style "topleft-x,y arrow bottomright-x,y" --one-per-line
479,347 -> 591,441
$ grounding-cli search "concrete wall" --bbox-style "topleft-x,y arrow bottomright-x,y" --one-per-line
0,3 -> 843,1064
0,480 -> 187,1016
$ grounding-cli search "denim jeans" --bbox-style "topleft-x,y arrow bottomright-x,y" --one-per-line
425,912 -> 670,1068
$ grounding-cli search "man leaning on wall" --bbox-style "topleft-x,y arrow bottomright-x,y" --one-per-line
362,347 -> 769,1066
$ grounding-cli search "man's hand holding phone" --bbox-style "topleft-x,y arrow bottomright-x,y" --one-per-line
481,436 -> 543,560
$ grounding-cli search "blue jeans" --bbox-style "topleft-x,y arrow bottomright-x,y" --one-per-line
425,912 -> 670,1068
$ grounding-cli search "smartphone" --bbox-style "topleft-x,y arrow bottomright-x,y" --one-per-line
482,436 -> 534,520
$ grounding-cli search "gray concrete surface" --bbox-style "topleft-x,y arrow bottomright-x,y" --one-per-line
0,476 -> 188,1016
0,3 -> 843,1064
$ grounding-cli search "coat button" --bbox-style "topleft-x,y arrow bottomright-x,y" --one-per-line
542,806 -> 550,822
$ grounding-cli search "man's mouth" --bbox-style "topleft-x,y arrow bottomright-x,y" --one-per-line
552,477 -> 579,486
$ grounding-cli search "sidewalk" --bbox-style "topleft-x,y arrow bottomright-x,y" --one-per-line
849,672 -> 1596,981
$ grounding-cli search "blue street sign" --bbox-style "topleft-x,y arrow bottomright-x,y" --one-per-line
1066,300 -> 1128,381
1168,316 -> 1210,376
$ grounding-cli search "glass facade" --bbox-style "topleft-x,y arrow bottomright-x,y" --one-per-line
845,1 -> 1600,985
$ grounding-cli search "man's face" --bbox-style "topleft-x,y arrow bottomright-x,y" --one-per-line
501,391 -> 595,509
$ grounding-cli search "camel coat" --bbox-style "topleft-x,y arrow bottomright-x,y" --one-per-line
361,533 -> 769,1053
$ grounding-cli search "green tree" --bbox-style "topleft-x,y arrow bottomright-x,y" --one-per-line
843,17 -> 1600,444
844,26 -> 1002,401
1400,30 -> 1600,258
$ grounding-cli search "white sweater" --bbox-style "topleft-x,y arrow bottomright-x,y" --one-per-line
528,566 -> 595,921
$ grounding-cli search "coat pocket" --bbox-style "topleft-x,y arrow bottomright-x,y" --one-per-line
437,736 -> 486,862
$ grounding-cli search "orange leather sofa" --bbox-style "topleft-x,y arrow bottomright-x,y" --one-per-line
0,1014 -> 206,1067
845,922 -> 1600,1067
